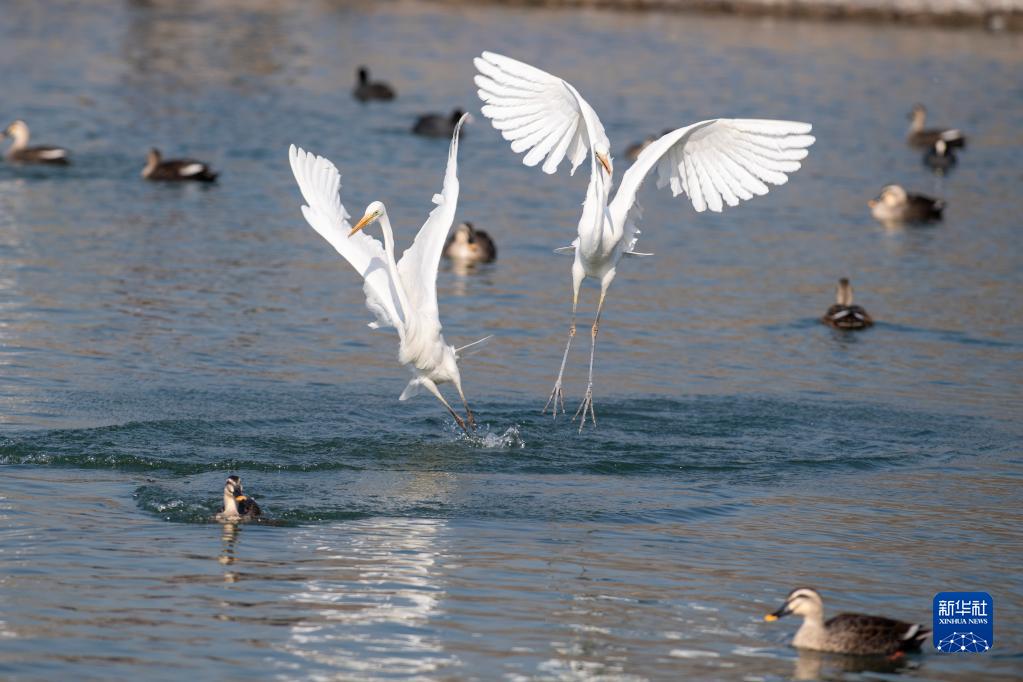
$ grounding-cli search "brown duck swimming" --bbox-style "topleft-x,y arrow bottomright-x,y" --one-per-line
822,278 -> 873,330
443,221 -> 497,265
623,128 -> 672,162
215,475 -> 261,522
142,148 -> 218,182
907,104 -> 966,149
765,587 -> 929,656
353,66 -> 396,102
1,120 -> 70,164
869,184 -> 943,224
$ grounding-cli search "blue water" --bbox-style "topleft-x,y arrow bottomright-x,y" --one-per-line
1,1 -> 1022,679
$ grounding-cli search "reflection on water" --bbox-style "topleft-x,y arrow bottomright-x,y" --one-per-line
792,648 -> 918,680
281,517 -> 456,678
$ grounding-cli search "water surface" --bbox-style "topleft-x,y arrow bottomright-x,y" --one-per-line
1,1 -> 1021,680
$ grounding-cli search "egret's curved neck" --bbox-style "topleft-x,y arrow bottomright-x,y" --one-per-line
578,157 -> 612,255
378,209 -> 412,317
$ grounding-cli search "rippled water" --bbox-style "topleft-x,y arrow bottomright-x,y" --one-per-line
1,1 -> 1022,679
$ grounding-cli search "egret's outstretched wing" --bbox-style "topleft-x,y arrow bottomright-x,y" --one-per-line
396,114 -> 469,338
474,51 -> 609,176
611,119 -> 815,219
289,145 -> 405,334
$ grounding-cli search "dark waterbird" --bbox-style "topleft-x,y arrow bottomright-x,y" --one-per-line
623,128 -> 673,162
923,138 -> 957,173
353,66 -> 395,102
1,120 -> 70,164
822,278 -> 873,330
868,184 -> 943,224
443,221 -> 497,264
413,109 -> 466,138
215,475 -> 262,522
142,148 -> 218,182
907,103 -> 966,149
765,587 -> 930,656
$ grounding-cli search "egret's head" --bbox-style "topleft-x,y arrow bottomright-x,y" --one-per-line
350,201 -> 386,236
595,148 -> 613,177
765,587 -> 824,622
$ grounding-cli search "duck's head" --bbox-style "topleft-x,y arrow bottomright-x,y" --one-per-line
224,475 -> 243,498
909,103 -> 927,125
765,587 -> 824,622
836,278 -> 854,306
453,221 -> 475,244
350,201 -> 386,236
869,184 -> 907,209
1,120 -> 28,141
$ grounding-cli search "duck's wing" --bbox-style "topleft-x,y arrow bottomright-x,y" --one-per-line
608,119 -> 814,252
396,114 -> 469,339
289,145 -> 406,336
827,613 -> 928,654
474,51 -> 609,176
28,146 -> 69,161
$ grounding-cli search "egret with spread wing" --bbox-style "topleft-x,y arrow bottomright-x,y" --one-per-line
474,51 -> 815,429
289,114 -> 483,433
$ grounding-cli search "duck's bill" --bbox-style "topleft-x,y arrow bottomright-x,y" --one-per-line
764,604 -> 790,621
235,495 -> 249,502
867,199 -> 877,207
349,213 -> 375,236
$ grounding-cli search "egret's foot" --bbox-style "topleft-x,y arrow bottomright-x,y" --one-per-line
572,384 -> 597,432
542,381 -> 567,419
452,413 -> 469,434
466,408 -> 477,431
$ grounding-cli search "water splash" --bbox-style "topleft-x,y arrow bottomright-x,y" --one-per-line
459,424 -> 526,449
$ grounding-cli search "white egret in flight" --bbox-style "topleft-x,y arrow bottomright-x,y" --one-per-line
289,114 -> 485,433
474,52 -> 815,430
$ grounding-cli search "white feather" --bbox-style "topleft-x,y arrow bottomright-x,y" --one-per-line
178,163 -> 205,176
474,51 -> 609,177
37,148 -> 67,159
288,145 -> 406,335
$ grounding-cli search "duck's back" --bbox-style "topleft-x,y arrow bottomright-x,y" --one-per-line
8,146 -> 69,165
825,613 -> 928,655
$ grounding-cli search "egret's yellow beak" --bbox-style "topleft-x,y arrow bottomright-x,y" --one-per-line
764,614 -> 778,622
597,152 -> 612,175
349,213 -> 375,237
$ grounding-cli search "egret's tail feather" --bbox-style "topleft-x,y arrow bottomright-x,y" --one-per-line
455,335 -> 493,359
624,250 -> 654,257
553,245 -> 575,255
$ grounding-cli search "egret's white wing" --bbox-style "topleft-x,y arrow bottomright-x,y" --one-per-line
396,114 -> 468,341
289,145 -> 406,335
474,51 -> 609,176
612,119 -> 815,217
